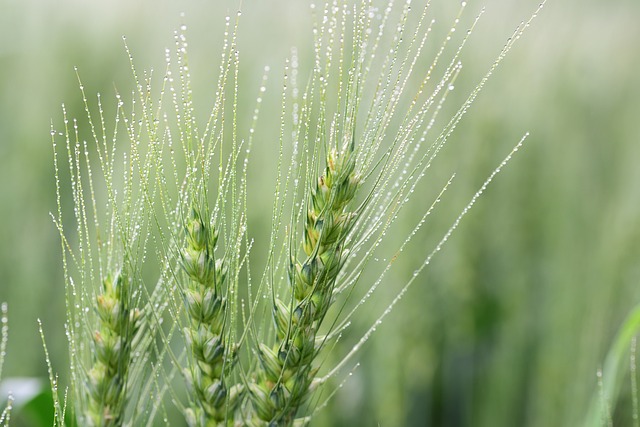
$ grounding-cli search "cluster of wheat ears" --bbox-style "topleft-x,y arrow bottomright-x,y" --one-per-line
0,1 -> 546,426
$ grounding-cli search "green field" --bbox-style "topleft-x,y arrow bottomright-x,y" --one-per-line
1,0 -> 640,425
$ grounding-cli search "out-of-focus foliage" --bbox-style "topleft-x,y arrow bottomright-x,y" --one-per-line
0,0 -> 639,426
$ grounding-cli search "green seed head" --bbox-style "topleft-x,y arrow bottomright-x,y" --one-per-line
201,335 -> 224,365
185,208 -> 209,250
96,294 -> 121,332
273,299 -> 292,339
102,270 -> 124,296
248,382 -> 275,421
259,343 -> 284,383
203,379 -> 226,408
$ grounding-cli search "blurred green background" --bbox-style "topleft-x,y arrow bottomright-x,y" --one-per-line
1,0 -> 639,425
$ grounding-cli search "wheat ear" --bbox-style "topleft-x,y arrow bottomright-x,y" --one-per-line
181,206 -> 241,426
248,143 -> 360,426
85,267 -> 141,426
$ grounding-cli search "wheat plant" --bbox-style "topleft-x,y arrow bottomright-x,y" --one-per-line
44,0 -> 547,425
